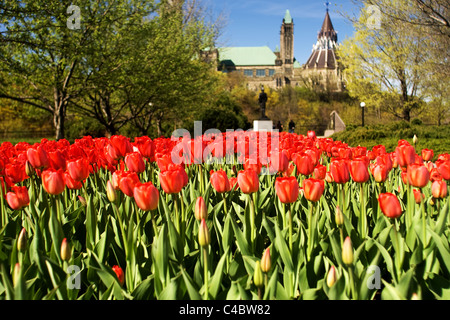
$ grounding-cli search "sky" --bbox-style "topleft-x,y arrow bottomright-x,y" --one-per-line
209,0 -> 361,64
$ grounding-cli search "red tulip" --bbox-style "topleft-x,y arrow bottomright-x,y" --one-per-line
118,171 -> 140,197
41,169 -> 66,195
293,152 -> 314,176
112,265 -> 125,286
26,145 -> 49,169
5,162 -> 27,184
413,189 -> 424,204
407,163 -> 430,188
312,164 -> 327,180
421,149 -> 434,162
350,158 -> 370,183
125,152 -> 145,173
325,171 -> 334,183
431,180 -> 448,199
159,165 -> 186,194
338,147 -> 353,160
243,158 -> 262,175
275,176 -> 299,203
237,168 -> 259,194
111,170 -> 125,190
436,160 -> 450,180
133,182 -> 159,211
375,153 -> 393,172
229,177 -> 239,190
370,163 -> 389,183
48,149 -> 67,171
133,136 -> 154,160
429,168 -> 442,182
378,193 -> 403,219
156,153 -> 175,172
6,186 -> 30,210
66,157 -> 90,182
307,131 -> 316,139
110,135 -> 133,159
395,144 -> 415,168
210,169 -> 231,193
64,172 -> 83,190
269,150 -> 289,173
302,178 -> 325,202
330,158 -> 350,184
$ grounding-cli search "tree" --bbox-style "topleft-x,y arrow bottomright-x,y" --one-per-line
338,1 -> 438,122
0,0 -> 156,140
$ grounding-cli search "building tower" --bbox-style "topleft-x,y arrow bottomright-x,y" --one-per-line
303,5 -> 344,92
279,10 -> 294,85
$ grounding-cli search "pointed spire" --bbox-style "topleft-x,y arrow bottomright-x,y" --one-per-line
284,10 -> 292,24
318,11 -> 337,42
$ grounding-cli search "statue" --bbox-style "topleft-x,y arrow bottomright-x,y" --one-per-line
258,86 -> 268,119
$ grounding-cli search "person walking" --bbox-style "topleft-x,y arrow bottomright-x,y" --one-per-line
288,120 -> 295,133
276,121 -> 283,132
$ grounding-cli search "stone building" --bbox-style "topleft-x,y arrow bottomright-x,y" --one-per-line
214,9 -> 345,92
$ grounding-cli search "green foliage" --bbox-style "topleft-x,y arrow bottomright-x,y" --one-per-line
332,122 -> 450,156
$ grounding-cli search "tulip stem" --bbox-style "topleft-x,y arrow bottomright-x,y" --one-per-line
421,199 -> 427,247
348,266 -> 357,300
203,247 -> 209,300
391,219 -> 402,282
307,202 -> 314,261
360,183 -> 367,238
289,204 -> 293,253
151,210 -> 158,238
249,194 -> 256,253
222,193 -> 228,216
0,181 -> 6,226
199,165 -> 204,194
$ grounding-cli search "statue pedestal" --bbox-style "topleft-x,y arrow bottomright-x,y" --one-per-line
253,119 -> 273,132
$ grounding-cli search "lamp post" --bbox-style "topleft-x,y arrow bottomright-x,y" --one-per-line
360,102 -> 366,127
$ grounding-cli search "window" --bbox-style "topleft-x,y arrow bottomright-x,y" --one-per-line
244,69 -> 253,77
256,69 -> 265,77
269,69 -> 275,77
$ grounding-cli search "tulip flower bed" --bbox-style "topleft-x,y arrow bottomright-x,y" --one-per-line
0,131 -> 448,300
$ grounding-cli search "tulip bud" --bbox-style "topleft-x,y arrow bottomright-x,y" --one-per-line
60,238 -> 71,262
430,197 -> 436,206
25,160 -> 35,177
112,265 -> 125,286
260,247 -> 271,273
335,205 -> 344,227
198,219 -> 210,248
77,195 -> 87,206
194,196 -> 208,221
413,134 -> 418,145
342,236 -> 354,266
17,228 -> 28,252
106,180 -> 117,202
326,265 -> 337,287
253,260 -> 264,288
13,262 -> 21,287
411,293 -> 420,300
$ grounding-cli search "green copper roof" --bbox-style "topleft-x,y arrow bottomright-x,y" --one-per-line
218,46 -> 276,66
284,10 -> 292,23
